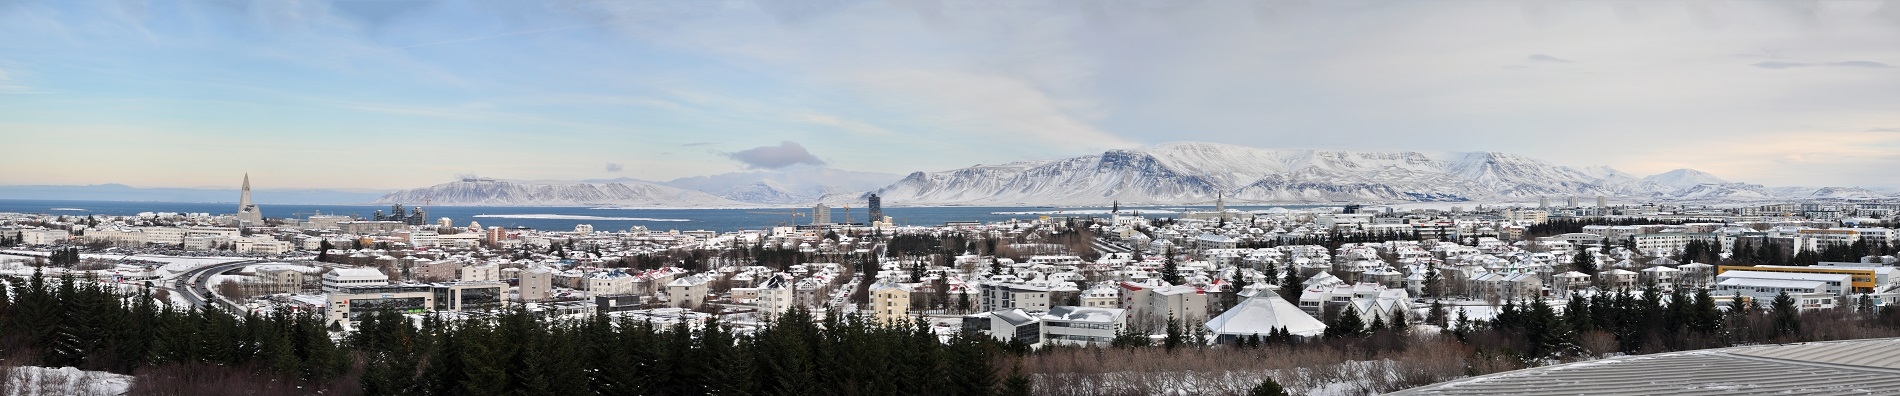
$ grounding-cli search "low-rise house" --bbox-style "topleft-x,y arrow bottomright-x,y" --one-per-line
666,273 -> 711,309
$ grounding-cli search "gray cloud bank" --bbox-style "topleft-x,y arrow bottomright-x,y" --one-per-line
726,141 -> 826,169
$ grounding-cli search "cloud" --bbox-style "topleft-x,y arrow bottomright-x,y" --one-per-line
605,162 -> 624,172
1526,54 -> 1573,63
681,142 -> 716,147
725,141 -> 826,169
1752,60 -> 1895,69
797,113 -> 893,136
1867,128 -> 1900,133
1827,61 -> 1895,69
0,69 -> 28,94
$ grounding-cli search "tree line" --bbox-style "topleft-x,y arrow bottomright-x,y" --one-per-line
0,270 -> 1030,395
1457,286 -> 1900,364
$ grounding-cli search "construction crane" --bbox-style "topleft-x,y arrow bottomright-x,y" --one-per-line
746,210 -> 806,226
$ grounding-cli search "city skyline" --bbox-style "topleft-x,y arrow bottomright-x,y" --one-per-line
3,1 -> 1899,190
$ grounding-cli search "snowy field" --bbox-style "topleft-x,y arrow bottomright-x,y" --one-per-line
0,250 -> 253,280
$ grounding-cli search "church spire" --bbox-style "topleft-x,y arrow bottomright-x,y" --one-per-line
240,173 -> 253,207
236,173 -> 262,225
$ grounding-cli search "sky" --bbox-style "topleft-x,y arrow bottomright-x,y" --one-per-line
2,0 -> 1898,190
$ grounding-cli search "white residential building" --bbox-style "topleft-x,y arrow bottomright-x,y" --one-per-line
322,267 -> 391,292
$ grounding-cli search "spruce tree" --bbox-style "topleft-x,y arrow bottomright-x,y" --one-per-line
1249,377 -> 1290,396
1001,366 -> 1033,396
1281,270 -> 1302,305
1573,250 -> 1597,276
317,240 -> 334,263
1326,308 -> 1365,339
1771,291 -> 1801,338
1160,250 -> 1184,286
1163,315 -> 1184,352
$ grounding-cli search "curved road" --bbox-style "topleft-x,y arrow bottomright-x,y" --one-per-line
172,259 -> 264,312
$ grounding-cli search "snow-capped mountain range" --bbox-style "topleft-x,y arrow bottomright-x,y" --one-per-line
871,142 -> 1782,206
375,142 -> 1884,207
373,178 -> 749,207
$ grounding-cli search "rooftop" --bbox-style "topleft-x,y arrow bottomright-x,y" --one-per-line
1393,338 -> 1900,395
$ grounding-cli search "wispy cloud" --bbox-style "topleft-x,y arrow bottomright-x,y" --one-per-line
1867,128 -> 1900,133
1526,54 -> 1573,63
392,23 -> 620,50
797,113 -> 893,136
1752,60 -> 1895,69
605,162 -> 624,172
0,68 -> 30,94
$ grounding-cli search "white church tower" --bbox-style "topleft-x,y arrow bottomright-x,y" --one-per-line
235,174 -> 263,226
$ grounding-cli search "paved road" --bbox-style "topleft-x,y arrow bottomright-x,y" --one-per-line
172,259 -> 264,312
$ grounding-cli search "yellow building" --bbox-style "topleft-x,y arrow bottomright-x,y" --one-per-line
870,280 -> 912,326
1718,265 -> 1885,294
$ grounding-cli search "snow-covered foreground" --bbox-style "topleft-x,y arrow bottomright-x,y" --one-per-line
1035,359 -> 1456,396
0,366 -> 132,396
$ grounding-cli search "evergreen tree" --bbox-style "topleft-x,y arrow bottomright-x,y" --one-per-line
316,240 -> 334,263
1249,377 -> 1290,396
1281,270 -> 1303,305
1427,299 -> 1447,327
1389,306 -> 1408,332
1573,250 -> 1597,276
1564,293 -> 1592,333
1160,250 -> 1184,286
1001,366 -> 1033,396
1163,315 -> 1184,352
1771,291 -> 1801,338
1325,308 -> 1366,339
1523,298 -> 1566,359
1691,288 -> 1721,334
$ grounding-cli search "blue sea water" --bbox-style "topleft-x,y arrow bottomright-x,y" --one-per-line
0,199 -> 1330,232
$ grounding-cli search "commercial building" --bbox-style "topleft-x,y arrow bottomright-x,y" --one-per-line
962,309 -> 1043,347
322,267 -> 390,292
1719,265 -> 1894,294
1039,306 -> 1126,348
255,267 -> 306,294
323,281 -> 507,328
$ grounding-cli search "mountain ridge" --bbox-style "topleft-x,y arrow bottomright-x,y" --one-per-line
364,142 -> 1890,207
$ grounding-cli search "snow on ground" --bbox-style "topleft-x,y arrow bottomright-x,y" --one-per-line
205,274 -> 253,291
0,366 -> 133,396
144,256 -> 248,278
164,290 -> 194,307
243,263 -> 320,273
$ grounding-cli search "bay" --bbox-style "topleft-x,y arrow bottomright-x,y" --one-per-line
0,199 -> 1329,232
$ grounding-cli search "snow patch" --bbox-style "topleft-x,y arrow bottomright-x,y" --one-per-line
0,366 -> 133,395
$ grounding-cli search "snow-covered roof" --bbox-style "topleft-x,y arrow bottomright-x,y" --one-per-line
1204,296 -> 1326,337
1718,270 -> 1850,283
1717,277 -> 1825,290
1042,306 -> 1124,323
